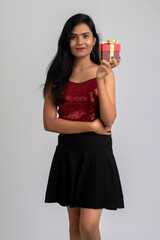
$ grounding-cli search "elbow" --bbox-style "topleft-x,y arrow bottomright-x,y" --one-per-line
43,118 -> 57,132
101,114 -> 117,128
103,122 -> 113,128
43,122 -> 50,131
43,118 -> 55,131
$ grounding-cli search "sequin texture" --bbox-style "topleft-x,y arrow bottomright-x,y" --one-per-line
57,78 -> 100,122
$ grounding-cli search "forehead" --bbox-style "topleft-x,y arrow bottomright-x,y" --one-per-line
71,23 -> 91,34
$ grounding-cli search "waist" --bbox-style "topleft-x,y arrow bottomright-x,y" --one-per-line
57,132 -> 112,151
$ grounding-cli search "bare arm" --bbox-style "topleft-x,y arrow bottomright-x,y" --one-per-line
97,71 -> 117,128
44,117 -> 93,134
43,86 -> 93,134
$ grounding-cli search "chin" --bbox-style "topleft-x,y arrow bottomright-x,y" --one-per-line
74,55 -> 89,59
72,51 -> 90,57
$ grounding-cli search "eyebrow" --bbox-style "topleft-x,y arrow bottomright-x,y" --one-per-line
70,32 -> 90,36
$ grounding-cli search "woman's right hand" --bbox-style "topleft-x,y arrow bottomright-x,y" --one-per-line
91,118 -> 112,135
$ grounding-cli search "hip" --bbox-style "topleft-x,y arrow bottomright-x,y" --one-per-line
57,132 -> 112,151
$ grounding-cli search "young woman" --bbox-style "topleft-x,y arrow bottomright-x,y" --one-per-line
42,13 -> 124,240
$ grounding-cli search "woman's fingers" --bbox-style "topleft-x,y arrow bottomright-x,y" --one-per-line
105,126 -> 111,134
101,59 -> 112,70
110,57 -> 121,68
105,131 -> 112,135
101,59 -> 111,66
101,58 -> 120,70
112,57 -> 120,66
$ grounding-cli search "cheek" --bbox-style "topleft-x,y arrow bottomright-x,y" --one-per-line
69,40 -> 74,47
69,42 -> 73,48
86,38 -> 94,47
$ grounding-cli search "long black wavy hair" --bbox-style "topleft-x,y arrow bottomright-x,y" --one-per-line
42,13 -> 101,105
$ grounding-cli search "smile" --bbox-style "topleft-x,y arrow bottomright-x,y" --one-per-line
76,48 -> 86,51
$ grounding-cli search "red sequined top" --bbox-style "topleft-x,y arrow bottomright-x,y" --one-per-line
57,77 -> 100,122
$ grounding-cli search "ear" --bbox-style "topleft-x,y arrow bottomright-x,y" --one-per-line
93,37 -> 96,46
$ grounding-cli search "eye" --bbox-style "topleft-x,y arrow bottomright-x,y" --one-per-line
70,35 -> 76,39
83,34 -> 89,38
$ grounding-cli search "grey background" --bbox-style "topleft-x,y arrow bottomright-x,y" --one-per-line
1,0 -> 160,239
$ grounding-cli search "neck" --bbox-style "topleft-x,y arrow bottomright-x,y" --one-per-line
72,55 -> 93,71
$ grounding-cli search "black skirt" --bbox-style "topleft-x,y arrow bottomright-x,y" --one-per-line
45,132 -> 124,210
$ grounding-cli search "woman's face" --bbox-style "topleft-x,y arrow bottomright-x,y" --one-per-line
69,23 -> 96,58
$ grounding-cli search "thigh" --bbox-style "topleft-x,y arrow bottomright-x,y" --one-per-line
67,206 -> 81,225
79,208 -> 103,232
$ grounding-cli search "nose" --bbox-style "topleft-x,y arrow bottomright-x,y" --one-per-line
77,36 -> 83,45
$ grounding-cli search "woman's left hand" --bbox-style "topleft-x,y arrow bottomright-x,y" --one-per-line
96,59 -> 112,80
110,56 -> 121,69
96,57 -> 120,80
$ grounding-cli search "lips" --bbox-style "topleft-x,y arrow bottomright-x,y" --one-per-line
76,48 -> 85,50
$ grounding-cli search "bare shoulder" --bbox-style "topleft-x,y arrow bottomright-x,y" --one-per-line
90,63 -> 99,70
88,63 -> 99,77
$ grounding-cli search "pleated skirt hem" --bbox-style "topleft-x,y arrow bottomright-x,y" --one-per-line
45,199 -> 124,210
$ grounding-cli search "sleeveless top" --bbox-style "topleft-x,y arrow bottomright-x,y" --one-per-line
57,77 -> 100,122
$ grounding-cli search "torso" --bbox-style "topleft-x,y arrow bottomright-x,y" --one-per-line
57,63 -> 100,122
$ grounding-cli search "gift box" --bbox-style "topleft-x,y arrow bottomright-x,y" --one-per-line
98,39 -> 121,63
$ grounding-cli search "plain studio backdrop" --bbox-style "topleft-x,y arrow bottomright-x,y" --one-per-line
0,0 -> 160,239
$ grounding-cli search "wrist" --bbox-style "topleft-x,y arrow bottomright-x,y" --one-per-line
96,77 -> 105,84
89,121 -> 95,132
97,71 -> 113,83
